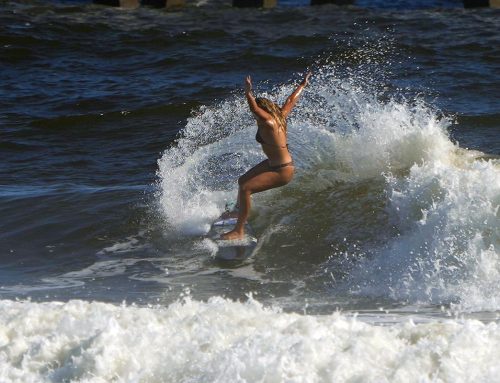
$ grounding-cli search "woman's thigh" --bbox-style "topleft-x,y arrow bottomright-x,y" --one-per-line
238,159 -> 270,185
241,167 -> 294,194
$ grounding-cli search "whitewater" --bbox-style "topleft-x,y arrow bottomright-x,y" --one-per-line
2,297 -> 500,382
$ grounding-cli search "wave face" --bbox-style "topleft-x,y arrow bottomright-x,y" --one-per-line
348,152 -> 500,311
1,298 -> 500,383
157,64 -> 500,312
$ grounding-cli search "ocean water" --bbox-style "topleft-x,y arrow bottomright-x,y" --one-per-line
1,0 -> 499,381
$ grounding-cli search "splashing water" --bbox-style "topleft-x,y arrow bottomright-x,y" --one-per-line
157,64 -> 500,312
348,150 -> 500,311
157,64 -> 448,232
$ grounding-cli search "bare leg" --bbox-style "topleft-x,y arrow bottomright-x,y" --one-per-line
220,165 -> 294,240
220,160 -> 269,219
233,186 -> 251,234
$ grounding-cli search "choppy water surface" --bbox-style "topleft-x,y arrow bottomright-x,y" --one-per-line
1,0 -> 499,381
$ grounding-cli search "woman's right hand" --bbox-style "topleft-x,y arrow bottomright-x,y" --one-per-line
245,75 -> 252,93
301,72 -> 312,87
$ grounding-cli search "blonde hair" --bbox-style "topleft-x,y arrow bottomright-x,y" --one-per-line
255,98 -> 287,133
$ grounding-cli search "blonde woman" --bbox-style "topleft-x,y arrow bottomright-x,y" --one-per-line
221,72 -> 311,240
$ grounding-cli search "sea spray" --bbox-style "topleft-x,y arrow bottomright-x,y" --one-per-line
156,97 -> 262,235
1,298 -> 500,383
156,65 -> 442,234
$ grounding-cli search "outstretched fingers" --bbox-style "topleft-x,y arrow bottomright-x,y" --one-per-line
245,75 -> 252,92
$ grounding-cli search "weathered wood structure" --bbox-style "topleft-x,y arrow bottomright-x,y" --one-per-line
310,0 -> 354,5
93,0 -> 184,8
232,0 -> 277,8
463,0 -> 500,7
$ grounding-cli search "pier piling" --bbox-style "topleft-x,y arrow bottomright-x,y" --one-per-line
93,0 -> 140,8
93,0 -> 184,8
232,0 -> 277,8
310,0 -> 354,5
142,0 -> 186,7
463,0 -> 500,7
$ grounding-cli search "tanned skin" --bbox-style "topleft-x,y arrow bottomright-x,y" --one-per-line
220,72 -> 311,240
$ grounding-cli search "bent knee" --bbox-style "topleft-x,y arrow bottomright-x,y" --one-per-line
239,182 -> 252,193
278,178 -> 291,188
280,169 -> 294,185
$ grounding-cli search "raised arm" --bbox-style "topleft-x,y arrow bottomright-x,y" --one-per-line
245,75 -> 273,122
281,72 -> 311,118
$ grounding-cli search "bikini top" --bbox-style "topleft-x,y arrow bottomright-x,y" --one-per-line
256,128 -> 288,149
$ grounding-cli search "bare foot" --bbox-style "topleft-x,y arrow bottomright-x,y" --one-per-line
220,229 -> 245,240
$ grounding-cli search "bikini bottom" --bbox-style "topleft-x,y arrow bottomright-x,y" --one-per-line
268,160 -> 294,172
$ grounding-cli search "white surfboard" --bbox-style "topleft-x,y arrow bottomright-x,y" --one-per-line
208,217 -> 257,260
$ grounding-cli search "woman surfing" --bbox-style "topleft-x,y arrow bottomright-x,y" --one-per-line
220,72 -> 311,241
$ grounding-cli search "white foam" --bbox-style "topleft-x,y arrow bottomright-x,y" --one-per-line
194,238 -> 219,257
1,298 -> 499,383
348,153 -> 500,311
